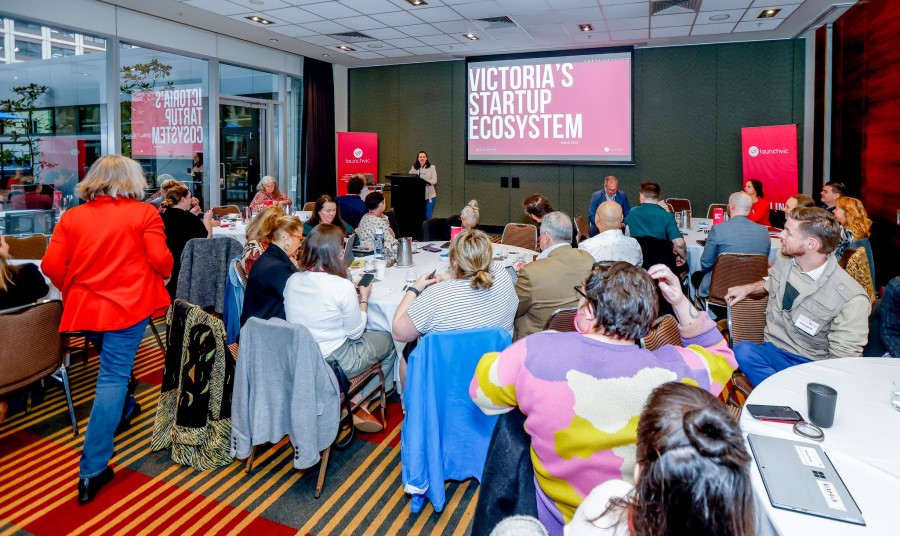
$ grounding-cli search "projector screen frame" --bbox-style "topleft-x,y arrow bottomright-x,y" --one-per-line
465,46 -> 636,166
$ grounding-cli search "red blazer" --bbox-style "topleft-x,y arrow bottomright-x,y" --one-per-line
43,196 -> 173,332
748,197 -> 771,226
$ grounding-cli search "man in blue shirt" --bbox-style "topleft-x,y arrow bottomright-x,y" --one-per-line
624,181 -> 686,265
588,175 -> 630,236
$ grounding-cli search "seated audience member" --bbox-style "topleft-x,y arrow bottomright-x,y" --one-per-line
819,180 -> 845,212
864,276 -> 900,357
725,208 -> 870,387
470,262 -> 736,534
283,223 -> 395,432
566,382 -> 754,536
240,206 -> 285,275
588,176 -> 630,236
337,174 -> 367,229
23,184 -> 52,210
249,176 -> 292,212
624,182 -> 686,266
692,192 -> 770,297
161,185 -> 213,299
147,175 -> 178,207
0,233 -> 49,309
785,194 -> 815,211
833,196 -> 873,260
743,179 -> 770,226
240,214 -> 303,326
460,199 -> 480,230
524,194 -> 578,248
303,194 -> 357,243
515,212 -> 594,340
578,201 -> 642,266
393,229 -> 518,343
356,192 -> 398,251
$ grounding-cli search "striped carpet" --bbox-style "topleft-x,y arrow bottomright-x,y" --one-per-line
0,323 -> 480,535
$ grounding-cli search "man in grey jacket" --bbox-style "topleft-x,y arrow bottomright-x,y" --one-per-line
693,191 -> 771,297
725,207 -> 870,386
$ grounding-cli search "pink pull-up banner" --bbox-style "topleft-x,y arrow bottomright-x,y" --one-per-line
741,124 -> 799,211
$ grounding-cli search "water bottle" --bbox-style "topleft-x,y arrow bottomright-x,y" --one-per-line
374,227 -> 384,259
680,210 -> 688,229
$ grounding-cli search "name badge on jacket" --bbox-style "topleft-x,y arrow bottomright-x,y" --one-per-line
795,314 -> 821,336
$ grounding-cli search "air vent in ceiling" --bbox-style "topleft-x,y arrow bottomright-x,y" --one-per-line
328,31 -> 375,43
651,0 -> 702,16
474,16 -> 517,30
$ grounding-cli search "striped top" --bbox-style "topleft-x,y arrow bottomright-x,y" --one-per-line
407,262 -> 518,336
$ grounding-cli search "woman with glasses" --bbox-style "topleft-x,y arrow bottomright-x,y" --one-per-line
470,261 -> 737,536
241,214 -> 303,326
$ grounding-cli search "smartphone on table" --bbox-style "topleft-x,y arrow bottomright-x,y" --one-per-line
745,404 -> 803,423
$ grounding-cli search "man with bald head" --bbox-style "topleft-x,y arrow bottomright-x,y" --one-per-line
578,200 -> 643,266
692,191 -> 771,297
588,175 -> 630,236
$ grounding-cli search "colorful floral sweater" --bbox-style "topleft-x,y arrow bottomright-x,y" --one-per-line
469,312 -> 736,523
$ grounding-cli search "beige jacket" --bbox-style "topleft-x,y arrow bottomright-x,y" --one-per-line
764,256 -> 870,359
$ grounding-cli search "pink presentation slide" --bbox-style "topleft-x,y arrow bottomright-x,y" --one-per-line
467,55 -> 632,162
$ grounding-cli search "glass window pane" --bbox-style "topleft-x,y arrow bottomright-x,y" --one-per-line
220,63 -> 277,100
50,45 -> 76,58
13,21 -> 41,36
14,40 -> 42,62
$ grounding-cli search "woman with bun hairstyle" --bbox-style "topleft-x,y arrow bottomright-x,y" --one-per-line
566,382 -> 754,536
241,214 -> 304,326
240,205 -> 286,274
470,262 -> 737,535
160,185 -> 213,298
460,199 -> 480,230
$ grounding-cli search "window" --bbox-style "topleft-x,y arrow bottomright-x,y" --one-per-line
14,40 -> 42,61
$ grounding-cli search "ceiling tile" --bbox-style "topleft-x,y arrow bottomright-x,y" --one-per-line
557,7 -> 605,22
570,31 -> 612,43
603,3 -> 649,19
691,22 -> 737,35
377,48 -> 415,57
734,19 -> 783,32
510,12 -> 562,26
332,16 -> 387,31
547,0 -> 598,8
267,25 -> 319,37
413,6 -> 465,23
231,0 -> 293,9
440,0 -> 482,4
651,26 -> 691,38
524,23 -> 569,36
345,50 -> 385,59
385,0 -> 448,7
532,33 -> 576,45
600,0 -> 647,5
298,35 -> 345,46
402,45 -> 443,55
433,43 -> 469,53
741,4 -> 799,21
494,0 -> 554,15
451,2 -> 506,19
432,20 -> 481,33
486,27 -> 531,40
606,17 -> 649,30
700,0 -> 753,10
183,0 -> 247,16
751,0 -> 803,6
364,27 -> 409,39
354,40 -> 396,50
651,13 -> 697,28
695,9 -> 746,24
370,11 -> 426,27
384,37 -> 427,48
302,20 -> 353,33
300,2 -> 362,19
262,7 -> 322,24
417,34 -> 462,45
400,24 -> 443,37
282,0 -> 336,4
338,0 -> 402,15
610,28 -> 649,40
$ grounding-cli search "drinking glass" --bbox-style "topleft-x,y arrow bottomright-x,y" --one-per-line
406,268 -> 417,285
497,245 -> 508,260
891,380 -> 900,412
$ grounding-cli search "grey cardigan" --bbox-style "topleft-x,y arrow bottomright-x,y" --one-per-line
231,317 -> 340,469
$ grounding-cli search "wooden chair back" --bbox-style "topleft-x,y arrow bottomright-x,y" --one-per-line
639,314 -> 680,351
501,223 -> 537,250
727,294 -> 768,347
543,307 -> 577,332
5,234 -> 47,259
302,202 -> 316,212
706,204 -> 728,219
665,198 -> 692,213
211,205 -> 240,217
573,215 -> 590,242
707,253 -> 769,308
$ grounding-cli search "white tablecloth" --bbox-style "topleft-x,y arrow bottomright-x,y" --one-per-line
359,243 -> 536,333
9,259 -> 60,301
683,218 -> 781,275
740,358 -> 900,535
212,221 -> 247,246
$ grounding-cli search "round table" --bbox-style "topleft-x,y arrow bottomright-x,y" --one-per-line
683,218 -> 781,275
211,221 -> 247,246
356,242 -> 536,333
740,358 -> 900,535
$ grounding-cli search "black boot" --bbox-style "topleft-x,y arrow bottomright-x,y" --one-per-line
77,466 -> 114,504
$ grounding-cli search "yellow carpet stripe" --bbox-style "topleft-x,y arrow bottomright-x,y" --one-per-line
372,480 -> 409,535
431,480 -> 472,536
340,462 -> 402,535
383,489 -> 417,535
314,444 -> 401,536
408,499 -> 436,535
452,488 -> 480,536
209,458 -> 305,535
296,424 -> 401,536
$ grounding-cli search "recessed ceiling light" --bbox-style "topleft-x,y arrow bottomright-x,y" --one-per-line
708,14 -> 731,21
758,8 -> 780,18
245,15 -> 272,25
323,54 -> 330,57
406,0 -> 428,5
337,45 -> 357,52
463,33 -> 478,41
269,38 -> 278,43
578,24 -> 593,32
368,43 -> 383,49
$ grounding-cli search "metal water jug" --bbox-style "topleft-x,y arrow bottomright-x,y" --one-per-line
396,237 -> 414,267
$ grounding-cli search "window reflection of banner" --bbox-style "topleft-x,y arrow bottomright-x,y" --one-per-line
131,87 -> 204,157
336,132 -> 378,195
741,124 -> 799,210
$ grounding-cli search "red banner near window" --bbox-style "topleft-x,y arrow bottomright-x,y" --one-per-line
131,88 -> 204,158
336,132 -> 378,196
741,124 -> 799,210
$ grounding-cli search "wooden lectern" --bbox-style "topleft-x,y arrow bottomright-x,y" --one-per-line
387,173 -> 426,240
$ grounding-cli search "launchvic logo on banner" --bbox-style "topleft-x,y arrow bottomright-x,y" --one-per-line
741,125 -> 798,210
337,132 -> 378,195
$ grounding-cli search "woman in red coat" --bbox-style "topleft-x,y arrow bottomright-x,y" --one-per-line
43,154 -> 173,504
743,179 -> 771,226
